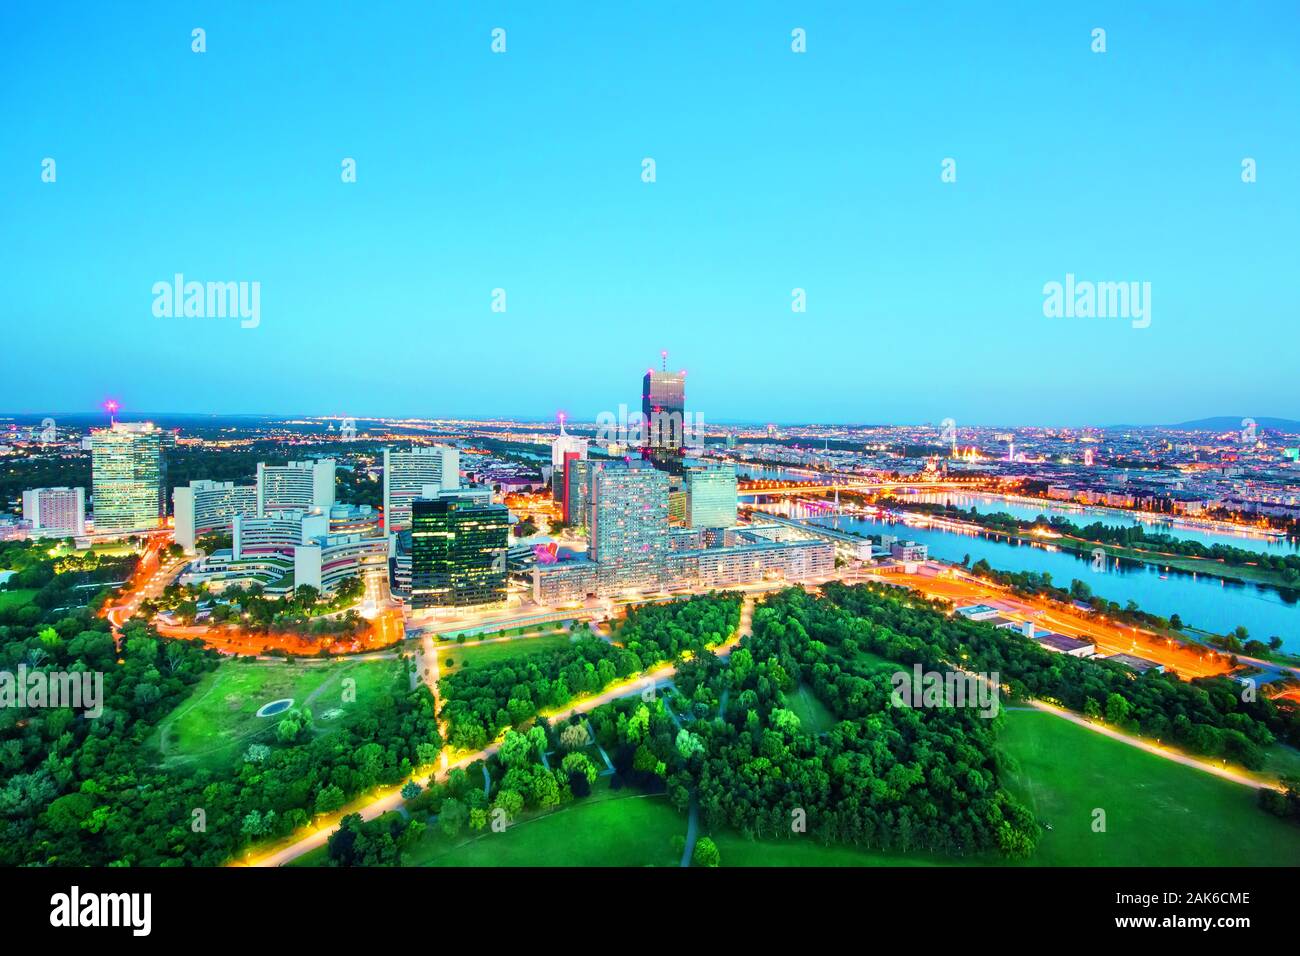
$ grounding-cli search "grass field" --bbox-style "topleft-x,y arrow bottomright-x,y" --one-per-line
154,657 -> 404,771
0,589 -> 37,611
437,632 -> 575,675
784,683 -> 838,735
415,792 -> 683,866
1260,743 -> 1300,784
291,781 -> 685,867
713,833 -> 960,867
998,709 -> 1300,866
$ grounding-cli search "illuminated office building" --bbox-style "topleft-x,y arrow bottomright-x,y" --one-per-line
410,492 -> 509,609
685,460 -> 737,529
173,480 -> 257,552
90,422 -> 165,532
641,353 -> 687,473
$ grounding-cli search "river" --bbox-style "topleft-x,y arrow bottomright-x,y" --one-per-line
757,500 -> 1300,652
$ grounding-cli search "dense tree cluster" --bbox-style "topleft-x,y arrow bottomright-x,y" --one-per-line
671,589 -> 1040,858
143,578 -> 368,638
327,812 -> 425,866
821,582 -> 1299,765
438,594 -> 741,750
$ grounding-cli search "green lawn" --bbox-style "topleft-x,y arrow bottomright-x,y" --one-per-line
1260,743 -> 1300,784
153,657 -> 404,771
784,683 -> 838,735
0,589 -> 37,611
416,792 -> 684,867
292,784 -> 686,867
438,632 -> 575,674
997,709 -> 1300,866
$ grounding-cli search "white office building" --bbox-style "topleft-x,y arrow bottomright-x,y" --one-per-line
256,459 -> 335,515
383,446 -> 460,532
173,480 -> 257,552
21,487 -> 86,538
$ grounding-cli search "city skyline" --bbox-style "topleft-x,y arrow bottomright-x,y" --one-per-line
4,2 -> 1298,424
2,0 -> 1299,906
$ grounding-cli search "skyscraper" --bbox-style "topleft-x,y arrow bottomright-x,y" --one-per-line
384,446 -> 460,532
641,352 -> 686,473
685,460 -> 737,529
562,453 -> 592,526
90,422 -> 165,532
551,416 -> 589,505
588,460 -> 669,589
410,492 -> 509,609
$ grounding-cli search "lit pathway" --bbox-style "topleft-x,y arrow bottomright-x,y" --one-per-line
243,595 -> 755,867
1026,699 -> 1275,791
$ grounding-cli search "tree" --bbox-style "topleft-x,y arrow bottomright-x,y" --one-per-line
691,836 -> 720,867
439,797 -> 468,837
1104,693 -> 1130,726
401,780 -> 423,800
559,722 -> 589,752
500,730 -> 533,769
675,729 -> 705,759
561,751 -> 597,786
316,785 -> 346,816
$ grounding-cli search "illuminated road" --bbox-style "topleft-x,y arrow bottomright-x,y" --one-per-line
857,567 -> 1235,679
102,536 -> 185,644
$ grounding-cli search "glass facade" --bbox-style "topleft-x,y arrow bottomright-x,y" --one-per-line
564,458 -> 592,527
641,368 -> 687,473
685,461 -> 738,529
410,494 -> 509,608
91,422 -> 165,532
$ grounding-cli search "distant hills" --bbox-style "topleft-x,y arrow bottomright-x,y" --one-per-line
1168,416 -> 1300,432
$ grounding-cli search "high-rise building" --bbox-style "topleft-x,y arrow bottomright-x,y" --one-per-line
550,418 -> 589,469
410,492 -> 509,609
21,487 -> 86,538
173,480 -> 257,552
384,446 -> 460,532
90,422 -> 165,532
551,418 -> 589,505
256,459 -> 335,515
685,460 -> 737,529
588,459 -> 669,587
562,454 -> 592,526
641,353 -> 686,473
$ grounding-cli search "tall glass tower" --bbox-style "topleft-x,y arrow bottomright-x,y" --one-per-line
90,422 -> 165,532
685,460 -> 737,529
641,351 -> 686,473
410,492 -> 509,608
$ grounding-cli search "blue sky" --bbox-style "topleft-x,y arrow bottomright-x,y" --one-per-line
1,1 -> 1297,425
